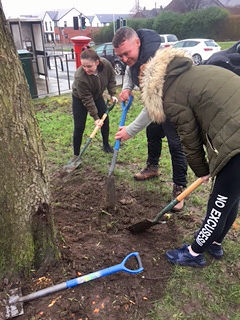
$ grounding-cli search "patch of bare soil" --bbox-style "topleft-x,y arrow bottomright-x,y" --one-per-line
3,165 -> 198,320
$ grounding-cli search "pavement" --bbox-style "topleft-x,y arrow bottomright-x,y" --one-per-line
35,76 -> 72,98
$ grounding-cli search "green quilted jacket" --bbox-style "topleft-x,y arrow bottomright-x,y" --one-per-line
140,48 -> 240,177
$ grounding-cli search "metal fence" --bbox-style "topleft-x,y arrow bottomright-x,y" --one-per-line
35,51 -> 76,98
19,50 -> 124,99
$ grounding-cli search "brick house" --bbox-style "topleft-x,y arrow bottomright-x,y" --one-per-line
41,9 -> 132,45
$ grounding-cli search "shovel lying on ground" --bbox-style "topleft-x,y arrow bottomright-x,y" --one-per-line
128,177 -> 204,234
105,95 -> 133,208
62,100 -> 116,174
1,252 -> 143,319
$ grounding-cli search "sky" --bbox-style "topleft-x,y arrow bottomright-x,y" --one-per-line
1,0 -> 171,18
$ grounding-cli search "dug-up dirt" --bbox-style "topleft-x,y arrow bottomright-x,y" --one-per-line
2,165 -> 199,320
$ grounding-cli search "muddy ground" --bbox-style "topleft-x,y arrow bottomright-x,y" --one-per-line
2,165 -> 202,320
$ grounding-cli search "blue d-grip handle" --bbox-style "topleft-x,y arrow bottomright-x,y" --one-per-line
114,95 -> 133,151
15,251 -> 143,304
66,251 -> 143,289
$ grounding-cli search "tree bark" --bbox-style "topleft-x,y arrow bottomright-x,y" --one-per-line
0,3 -> 59,279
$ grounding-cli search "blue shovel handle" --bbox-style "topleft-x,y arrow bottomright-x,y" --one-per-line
114,95 -> 133,151
66,251 -> 143,289
16,252 -> 143,304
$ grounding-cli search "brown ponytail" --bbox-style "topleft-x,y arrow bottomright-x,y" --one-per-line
80,48 -> 100,61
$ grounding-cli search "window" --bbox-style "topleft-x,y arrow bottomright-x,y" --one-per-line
64,21 -> 67,27
94,44 -> 105,55
173,41 -> 185,48
105,44 -> 114,55
45,21 -> 48,31
50,21 -> 52,31
166,35 -> 178,42
183,41 -> 199,48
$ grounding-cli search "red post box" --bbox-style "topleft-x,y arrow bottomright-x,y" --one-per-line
71,36 -> 91,69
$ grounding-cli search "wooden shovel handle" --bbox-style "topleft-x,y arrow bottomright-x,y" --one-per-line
176,177 -> 204,201
90,113 -> 108,139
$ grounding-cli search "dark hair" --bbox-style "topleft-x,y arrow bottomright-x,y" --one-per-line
81,45 -> 90,52
80,48 -> 103,71
80,48 -> 100,61
112,26 -> 138,48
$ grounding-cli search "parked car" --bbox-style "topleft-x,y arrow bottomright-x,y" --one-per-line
159,34 -> 178,48
94,42 -> 126,75
172,38 -> 221,65
202,41 -> 240,76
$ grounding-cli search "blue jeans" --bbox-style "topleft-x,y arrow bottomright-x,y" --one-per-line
146,119 -> 188,187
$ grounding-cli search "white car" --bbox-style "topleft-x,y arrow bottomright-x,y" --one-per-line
159,34 -> 178,48
172,38 -> 221,65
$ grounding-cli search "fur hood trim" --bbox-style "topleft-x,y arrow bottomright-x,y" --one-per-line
140,47 -> 192,123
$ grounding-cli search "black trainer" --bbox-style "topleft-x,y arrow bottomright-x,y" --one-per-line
207,244 -> 223,259
166,244 -> 206,267
194,232 -> 223,259
103,144 -> 114,153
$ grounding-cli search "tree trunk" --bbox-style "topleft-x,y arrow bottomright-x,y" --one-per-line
0,3 -> 59,279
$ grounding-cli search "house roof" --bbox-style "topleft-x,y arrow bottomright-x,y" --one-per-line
86,15 -> 95,23
165,0 -> 240,12
46,8 -> 81,21
95,13 -> 132,24
138,7 -> 163,18
220,0 -> 240,6
165,0 -> 226,12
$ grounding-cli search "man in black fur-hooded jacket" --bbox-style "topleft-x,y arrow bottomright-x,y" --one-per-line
112,27 -> 188,212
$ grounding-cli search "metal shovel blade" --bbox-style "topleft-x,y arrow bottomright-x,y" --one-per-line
128,177 -> 204,234
105,175 -> 117,209
1,288 -> 24,319
127,219 -> 158,234
127,199 -> 177,234
62,137 -> 94,174
108,149 -> 119,177
105,144 -> 119,208
62,157 -> 82,174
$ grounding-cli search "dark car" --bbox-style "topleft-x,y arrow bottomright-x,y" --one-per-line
202,40 -> 240,75
94,42 -> 126,75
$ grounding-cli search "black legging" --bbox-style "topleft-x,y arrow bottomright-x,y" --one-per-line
146,119 -> 188,187
72,95 -> 110,156
192,153 -> 240,254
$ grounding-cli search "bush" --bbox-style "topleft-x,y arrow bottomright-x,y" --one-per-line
93,7 -> 230,43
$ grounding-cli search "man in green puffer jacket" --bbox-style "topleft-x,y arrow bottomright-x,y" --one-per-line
115,47 -> 240,268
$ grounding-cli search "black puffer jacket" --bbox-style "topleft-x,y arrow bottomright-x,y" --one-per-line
140,47 -> 240,178
130,29 -> 161,87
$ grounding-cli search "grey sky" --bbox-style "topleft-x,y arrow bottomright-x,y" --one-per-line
1,0 -> 171,18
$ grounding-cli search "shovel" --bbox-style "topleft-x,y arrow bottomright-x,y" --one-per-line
128,177 -> 204,234
63,100 -> 116,174
1,252 -> 143,319
105,95 -> 133,208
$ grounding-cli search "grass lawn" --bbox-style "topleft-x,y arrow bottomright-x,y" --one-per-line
34,88 -> 240,320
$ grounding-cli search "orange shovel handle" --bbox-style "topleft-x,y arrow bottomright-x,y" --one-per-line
176,177 -> 204,202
